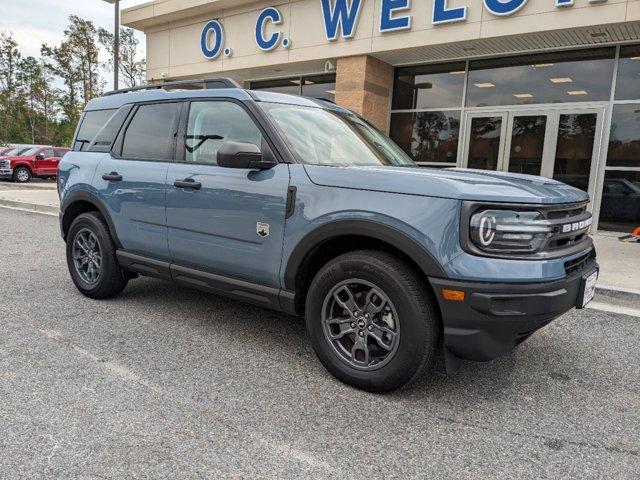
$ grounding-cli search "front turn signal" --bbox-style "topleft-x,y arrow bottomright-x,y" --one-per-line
442,289 -> 465,302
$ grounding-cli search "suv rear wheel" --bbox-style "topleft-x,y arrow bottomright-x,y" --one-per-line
305,250 -> 440,392
13,167 -> 32,183
66,212 -> 128,299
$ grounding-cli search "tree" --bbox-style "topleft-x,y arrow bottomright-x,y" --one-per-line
0,33 -> 22,142
98,27 -> 146,88
66,15 -> 104,102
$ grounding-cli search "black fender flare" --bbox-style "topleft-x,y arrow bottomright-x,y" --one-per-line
60,189 -> 122,248
283,219 -> 447,291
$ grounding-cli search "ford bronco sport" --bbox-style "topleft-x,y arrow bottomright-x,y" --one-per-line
58,78 -> 599,392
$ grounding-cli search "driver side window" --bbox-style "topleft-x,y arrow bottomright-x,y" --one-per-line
185,101 -> 263,165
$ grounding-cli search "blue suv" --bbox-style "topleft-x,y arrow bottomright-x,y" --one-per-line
58,78 -> 598,392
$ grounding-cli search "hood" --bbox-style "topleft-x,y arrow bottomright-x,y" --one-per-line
303,165 -> 590,205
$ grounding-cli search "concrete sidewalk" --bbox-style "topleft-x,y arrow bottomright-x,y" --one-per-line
0,180 -> 638,301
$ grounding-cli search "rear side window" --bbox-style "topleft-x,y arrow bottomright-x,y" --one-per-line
88,105 -> 133,153
121,103 -> 180,161
74,109 -> 117,151
185,101 -> 262,165
40,149 -> 55,158
54,149 -> 68,157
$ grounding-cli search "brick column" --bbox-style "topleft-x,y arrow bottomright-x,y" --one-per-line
335,55 -> 393,133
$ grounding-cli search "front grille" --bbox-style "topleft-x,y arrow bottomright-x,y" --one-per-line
539,201 -> 592,255
564,249 -> 596,276
0,160 -> 9,169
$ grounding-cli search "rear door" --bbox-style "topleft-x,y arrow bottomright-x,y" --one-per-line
95,101 -> 181,261
165,99 -> 290,288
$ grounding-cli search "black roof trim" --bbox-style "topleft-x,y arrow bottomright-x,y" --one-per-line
103,78 -> 241,97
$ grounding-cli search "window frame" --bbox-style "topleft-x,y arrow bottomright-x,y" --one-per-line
112,100 -> 182,163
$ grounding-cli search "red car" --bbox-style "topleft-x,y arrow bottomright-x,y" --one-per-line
0,146 -> 70,183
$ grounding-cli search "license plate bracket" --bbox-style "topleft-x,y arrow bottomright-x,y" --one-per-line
577,269 -> 598,309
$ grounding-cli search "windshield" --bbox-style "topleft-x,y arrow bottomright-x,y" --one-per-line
21,147 -> 40,156
260,103 -> 415,167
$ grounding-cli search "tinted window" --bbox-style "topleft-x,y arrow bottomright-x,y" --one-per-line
615,45 -> 640,101
88,105 -> 133,153
392,63 -> 466,110
74,109 -> 117,151
467,49 -> 615,107
122,103 -> 180,161
185,101 -> 262,165
54,149 -> 68,157
607,104 -> 640,168
40,149 -> 55,158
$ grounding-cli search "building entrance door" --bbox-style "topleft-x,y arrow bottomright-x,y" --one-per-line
462,106 -> 606,197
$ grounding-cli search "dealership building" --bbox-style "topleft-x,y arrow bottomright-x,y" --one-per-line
122,0 -> 640,232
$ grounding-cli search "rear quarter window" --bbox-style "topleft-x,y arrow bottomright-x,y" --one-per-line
73,109 -> 117,152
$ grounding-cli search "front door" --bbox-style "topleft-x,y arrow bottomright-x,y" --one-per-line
165,100 -> 290,288
35,148 -> 57,176
462,107 -> 605,197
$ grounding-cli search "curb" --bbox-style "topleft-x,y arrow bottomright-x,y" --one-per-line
595,284 -> 640,304
0,198 -> 58,216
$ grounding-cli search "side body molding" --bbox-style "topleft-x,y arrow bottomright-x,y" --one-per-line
283,219 -> 447,291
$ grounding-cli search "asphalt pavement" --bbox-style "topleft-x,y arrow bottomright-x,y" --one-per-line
0,207 -> 638,479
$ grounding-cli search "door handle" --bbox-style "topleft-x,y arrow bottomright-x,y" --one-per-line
174,178 -> 202,190
102,172 -> 122,182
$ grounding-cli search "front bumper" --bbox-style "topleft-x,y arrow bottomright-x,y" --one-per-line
0,169 -> 12,179
430,258 -> 598,362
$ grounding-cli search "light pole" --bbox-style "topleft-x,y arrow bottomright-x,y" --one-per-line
103,0 -> 120,91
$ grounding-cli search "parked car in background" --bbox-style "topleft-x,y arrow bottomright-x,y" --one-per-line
0,146 -> 70,183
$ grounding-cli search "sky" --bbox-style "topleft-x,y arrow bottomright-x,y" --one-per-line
0,0 -> 149,89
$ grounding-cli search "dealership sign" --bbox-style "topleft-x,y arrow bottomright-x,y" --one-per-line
201,0 -> 609,59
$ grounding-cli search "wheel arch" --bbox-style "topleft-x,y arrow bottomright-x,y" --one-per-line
283,220 -> 447,316
60,190 -> 122,248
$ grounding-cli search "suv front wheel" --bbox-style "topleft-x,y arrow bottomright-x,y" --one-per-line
305,250 -> 441,392
66,212 -> 128,299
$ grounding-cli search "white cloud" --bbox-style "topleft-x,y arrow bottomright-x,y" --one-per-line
0,0 -> 149,89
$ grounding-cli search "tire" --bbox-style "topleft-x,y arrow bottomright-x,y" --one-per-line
66,211 -> 128,299
13,167 -> 32,183
305,250 -> 441,393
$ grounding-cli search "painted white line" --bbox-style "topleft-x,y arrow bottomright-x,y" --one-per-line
587,301 -> 640,318
0,203 -> 57,217
596,284 -> 640,297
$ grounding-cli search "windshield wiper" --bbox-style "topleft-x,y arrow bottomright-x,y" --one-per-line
186,134 -> 223,153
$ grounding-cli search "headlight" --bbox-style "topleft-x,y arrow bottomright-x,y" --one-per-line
469,209 -> 551,254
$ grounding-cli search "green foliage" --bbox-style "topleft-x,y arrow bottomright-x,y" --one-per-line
0,17 -> 145,147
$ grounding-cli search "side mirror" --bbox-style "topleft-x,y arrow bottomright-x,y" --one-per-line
217,141 -> 276,170
35,154 -> 45,161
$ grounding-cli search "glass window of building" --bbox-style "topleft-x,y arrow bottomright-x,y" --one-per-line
392,63 -> 466,110
615,45 -> 640,101
467,49 -> 615,107
301,74 -> 336,101
251,74 -> 336,101
599,104 -> 640,232
389,111 -> 460,166
250,77 -> 300,95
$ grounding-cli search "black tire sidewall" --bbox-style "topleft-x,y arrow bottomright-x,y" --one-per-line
305,253 -> 438,392
66,213 -> 126,298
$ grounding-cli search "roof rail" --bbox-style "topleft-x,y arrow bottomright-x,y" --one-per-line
103,77 -> 241,96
